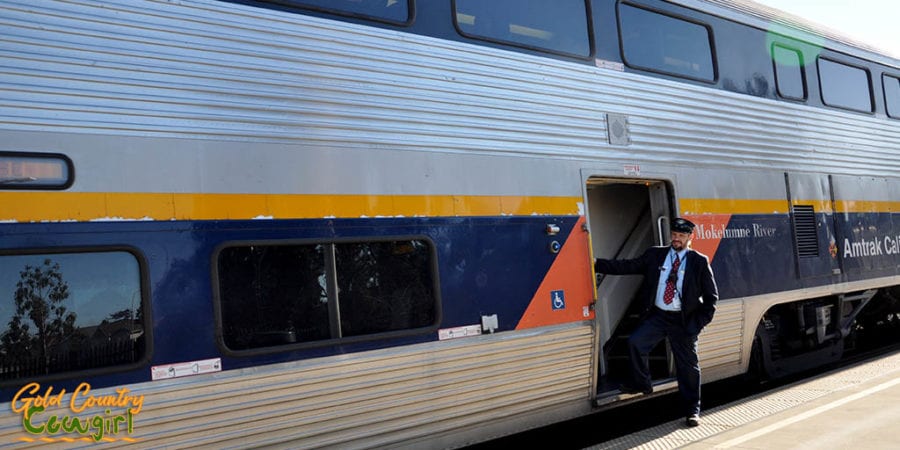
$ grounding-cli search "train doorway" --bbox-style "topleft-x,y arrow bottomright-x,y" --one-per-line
585,177 -> 674,397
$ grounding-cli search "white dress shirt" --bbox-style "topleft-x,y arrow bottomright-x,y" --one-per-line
655,247 -> 688,311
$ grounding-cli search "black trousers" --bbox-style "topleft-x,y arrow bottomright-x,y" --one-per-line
628,308 -> 701,416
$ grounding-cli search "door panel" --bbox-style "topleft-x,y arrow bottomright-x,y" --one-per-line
785,172 -> 841,278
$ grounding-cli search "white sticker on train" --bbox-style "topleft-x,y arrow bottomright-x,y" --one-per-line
151,358 -> 222,380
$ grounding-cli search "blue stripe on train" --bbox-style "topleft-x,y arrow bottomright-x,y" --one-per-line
1,211 -> 897,397
710,212 -> 900,299
0,216 -> 577,396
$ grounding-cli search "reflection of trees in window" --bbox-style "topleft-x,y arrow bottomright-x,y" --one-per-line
2,259 -> 77,374
107,304 -> 143,323
1,254 -> 144,381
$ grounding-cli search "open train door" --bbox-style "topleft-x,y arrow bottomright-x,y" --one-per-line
584,176 -> 675,400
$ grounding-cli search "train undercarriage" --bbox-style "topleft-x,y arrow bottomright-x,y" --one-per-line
752,286 -> 900,380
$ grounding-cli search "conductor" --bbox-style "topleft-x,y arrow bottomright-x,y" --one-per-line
594,217 -> 718,427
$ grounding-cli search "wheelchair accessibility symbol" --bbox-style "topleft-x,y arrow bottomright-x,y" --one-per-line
551,290 -> 566,310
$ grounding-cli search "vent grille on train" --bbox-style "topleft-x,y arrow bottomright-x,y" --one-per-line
792,205 -> 819,257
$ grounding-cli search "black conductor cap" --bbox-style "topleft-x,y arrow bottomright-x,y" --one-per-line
672,217 -> 696,233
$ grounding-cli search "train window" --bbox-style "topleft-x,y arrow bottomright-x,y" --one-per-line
454,0 -> 591,57
334,241 -> 437,337
218,244 -> 330,350
618,3 -> 716,82
0,251 -> 147,382
0,152 -> 73,190
772,44 -> 806,100
818,58 -> 873,113
259,0 -> 410,24
884,74 -> 900,119
216,239 -> 438,352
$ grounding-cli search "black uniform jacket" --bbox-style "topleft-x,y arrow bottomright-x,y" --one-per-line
595,246 -> 719,335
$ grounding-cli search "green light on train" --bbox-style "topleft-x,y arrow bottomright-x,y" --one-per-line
765,21 -> 824,67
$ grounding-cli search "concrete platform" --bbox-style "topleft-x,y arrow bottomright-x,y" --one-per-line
587,349 -> 900,449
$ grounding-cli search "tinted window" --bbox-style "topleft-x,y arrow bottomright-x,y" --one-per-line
217,239 -> 438,351
773,45 -> 806,100
455,0 -> 591,57
0,252 -> 146,381
884,74 -> 900,118
335,242 -> 437,337
618,3 -> 715,81
818,58 -> 872,112
264,0 -> 409,23
218,244 -> 330,350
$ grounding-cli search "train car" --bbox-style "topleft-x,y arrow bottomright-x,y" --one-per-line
1,0 -> 898,447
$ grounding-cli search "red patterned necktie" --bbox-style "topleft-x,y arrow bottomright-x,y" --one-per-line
663,254 -> 681,305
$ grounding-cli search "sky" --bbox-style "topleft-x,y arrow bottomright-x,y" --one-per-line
752,0 -> 900,59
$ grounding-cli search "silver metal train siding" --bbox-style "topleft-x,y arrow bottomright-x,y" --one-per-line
0,0 -> 898,448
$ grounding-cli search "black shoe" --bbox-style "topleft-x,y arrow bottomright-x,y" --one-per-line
685,414 -> 700,427
619,383 -> 653,395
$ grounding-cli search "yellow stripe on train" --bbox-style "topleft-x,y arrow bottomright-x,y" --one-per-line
681,198 -> 898,215
0,192 -> 582,222
1,193 -> 896,222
